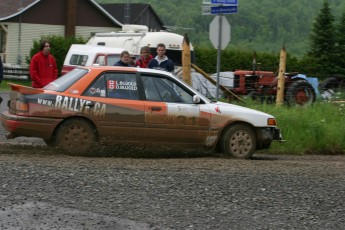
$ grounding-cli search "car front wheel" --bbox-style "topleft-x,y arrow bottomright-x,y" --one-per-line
221,124 -> 257,159
55,118 -> 97,155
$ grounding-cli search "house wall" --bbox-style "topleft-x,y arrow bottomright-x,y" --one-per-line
4,22 -> 119,68
5,23 -> 64,67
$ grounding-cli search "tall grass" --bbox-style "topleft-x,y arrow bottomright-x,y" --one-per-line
243,101 -> 345,155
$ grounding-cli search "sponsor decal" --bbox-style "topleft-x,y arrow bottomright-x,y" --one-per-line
37,96 -> 106,117
107,80 -> 137,91
215,106 -> 221,113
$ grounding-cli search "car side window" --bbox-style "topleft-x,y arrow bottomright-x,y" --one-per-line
141,75 -> 194,103
83,74 -> 107,97
106,73 -> 139,100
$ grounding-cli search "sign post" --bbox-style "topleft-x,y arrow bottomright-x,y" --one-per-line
202,0 -> 238,100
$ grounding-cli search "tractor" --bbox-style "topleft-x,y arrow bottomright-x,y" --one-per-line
217,69 -> 317,106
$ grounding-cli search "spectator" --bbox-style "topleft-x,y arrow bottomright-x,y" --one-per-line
135,46 -> 153,68
114,50 -> 131,67
0,56 -> 3,104
148,43 -> 174,72
29,40 -> 58,88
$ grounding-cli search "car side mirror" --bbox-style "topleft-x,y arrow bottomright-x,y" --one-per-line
193,95 -> 201,104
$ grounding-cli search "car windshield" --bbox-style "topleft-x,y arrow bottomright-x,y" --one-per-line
44,68 -> 88,92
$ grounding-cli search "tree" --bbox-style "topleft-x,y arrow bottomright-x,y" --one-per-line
308,0 -> 337,76
335,11 -> 345,74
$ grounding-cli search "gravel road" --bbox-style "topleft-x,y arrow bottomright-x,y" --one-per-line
1,92 -> 345,229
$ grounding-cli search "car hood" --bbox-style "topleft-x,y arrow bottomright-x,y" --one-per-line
208,101 -> 276,127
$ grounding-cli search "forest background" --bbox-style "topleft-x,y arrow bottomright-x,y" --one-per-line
95,0 -> 345,79
95,0 -> 344,56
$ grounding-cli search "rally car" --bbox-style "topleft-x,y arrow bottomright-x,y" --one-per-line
1,66 -> 282,159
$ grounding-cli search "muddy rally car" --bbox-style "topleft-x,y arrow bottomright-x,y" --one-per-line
1,66 -> 282,159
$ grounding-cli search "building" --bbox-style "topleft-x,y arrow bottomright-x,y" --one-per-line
100,3 -> 165,32
0,0 -> 122,67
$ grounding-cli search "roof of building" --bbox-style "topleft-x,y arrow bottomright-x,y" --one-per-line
0,0 -> 123,26
100,3 -> 164,28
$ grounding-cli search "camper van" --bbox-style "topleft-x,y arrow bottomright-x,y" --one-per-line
61,44 -> 127,75
86,25 -> 195,69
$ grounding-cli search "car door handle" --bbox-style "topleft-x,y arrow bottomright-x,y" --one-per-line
150,106 -> 162,111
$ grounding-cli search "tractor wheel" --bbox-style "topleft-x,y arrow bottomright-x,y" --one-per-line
285,80 -> 316,106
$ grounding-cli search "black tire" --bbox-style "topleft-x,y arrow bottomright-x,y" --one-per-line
221,124 -> 257,159
43,138 -> 56,147
55,118 -> 97,155
245,91 -> 274,104
285,80 -> 316,106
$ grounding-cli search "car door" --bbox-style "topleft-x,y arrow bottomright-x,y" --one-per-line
82,71 -> 145,142
141,73 -> 211,144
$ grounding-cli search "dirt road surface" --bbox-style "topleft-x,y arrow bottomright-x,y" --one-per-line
1,91 -> 345,229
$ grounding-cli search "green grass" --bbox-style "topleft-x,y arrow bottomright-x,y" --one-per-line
239,100 -> 345,155
0,79 -> 31,91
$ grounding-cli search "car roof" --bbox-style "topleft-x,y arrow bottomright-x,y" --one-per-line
80,65 -> 174,76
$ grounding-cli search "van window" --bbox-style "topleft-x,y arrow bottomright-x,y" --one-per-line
95,55 -> 106,65
70,54 -> 88,66
94,54 -> 120,66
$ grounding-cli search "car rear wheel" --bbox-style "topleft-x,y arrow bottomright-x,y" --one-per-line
221,124 -> 256,159
55,118 -> 97,155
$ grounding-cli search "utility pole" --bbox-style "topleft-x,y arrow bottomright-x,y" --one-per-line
276,47 -> 287,106
124,0 -> 131,24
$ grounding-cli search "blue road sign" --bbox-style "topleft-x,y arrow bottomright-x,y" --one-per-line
211,0 -> 238,4
211,5 -> 238,14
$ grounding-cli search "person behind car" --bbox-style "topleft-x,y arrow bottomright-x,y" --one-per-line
0,55 -> 3,104
114,50 -> 131,67
29,40 -> 58,88
148,43 -> 174,72
135,46 -> 153,68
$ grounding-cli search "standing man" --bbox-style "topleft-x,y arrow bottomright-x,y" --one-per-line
29,40 -> 58,88
135,46 -> 153,68
0,55 -> 3,104
148,43 -> 174,72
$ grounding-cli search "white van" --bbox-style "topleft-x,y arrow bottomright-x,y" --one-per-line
86,25 -> 195,68
61,44 -> 127,75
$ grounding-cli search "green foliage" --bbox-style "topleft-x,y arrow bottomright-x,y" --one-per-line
308,1 -> 337,76
334,11 -> 345,74
27,35 -> 86,76
96,0 -> 345,58
241,100 -> 345,155
0,79 -> 31,91
194,47 -> 307,75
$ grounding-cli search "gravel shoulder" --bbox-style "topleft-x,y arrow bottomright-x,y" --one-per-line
1,92 -> 345,229
1,144 -> 345,229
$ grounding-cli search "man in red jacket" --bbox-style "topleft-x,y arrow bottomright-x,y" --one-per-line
29,40 -> 58,88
